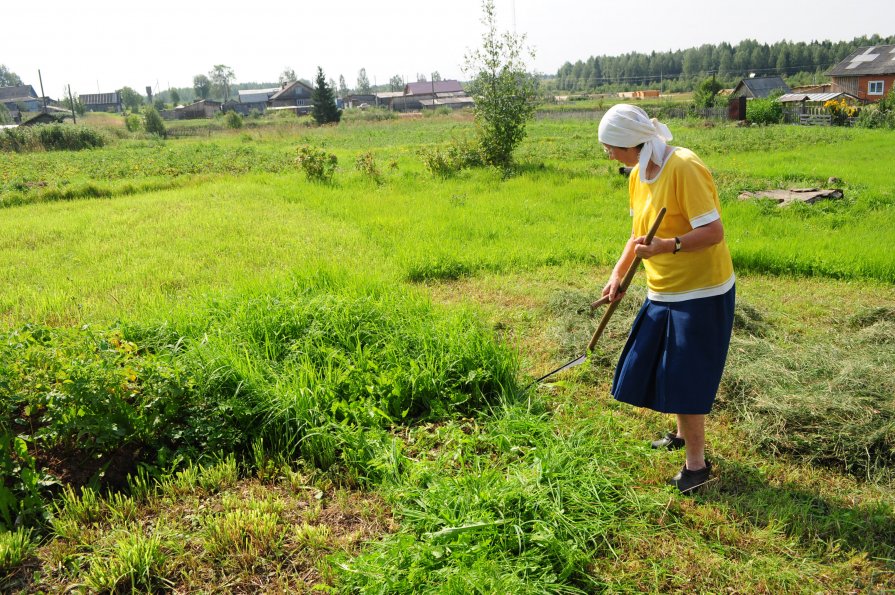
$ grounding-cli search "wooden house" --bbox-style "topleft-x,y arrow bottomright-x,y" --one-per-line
174,99 -> 222,119
237,87 -> 279,114
79,92 -> 122,112
268,81 -> 314,112
391,80 -> 471,112
731,76 -> 791,99
827,44 -> 895,103
0,84 -> 42,111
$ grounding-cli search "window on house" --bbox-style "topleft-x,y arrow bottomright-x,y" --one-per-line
868,81 -> 884,95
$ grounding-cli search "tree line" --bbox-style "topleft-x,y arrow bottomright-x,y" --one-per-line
551,34 -> 895,92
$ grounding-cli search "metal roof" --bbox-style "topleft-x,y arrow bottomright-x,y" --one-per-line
80,92 -> 120,105
777,92 -> 858,103
405,80 -> 463,96
0,85 -> 37,101
827,45 -> 895,77
238,88 -> 278,103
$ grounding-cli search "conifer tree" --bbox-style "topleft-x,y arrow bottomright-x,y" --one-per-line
312,67 -> 341,125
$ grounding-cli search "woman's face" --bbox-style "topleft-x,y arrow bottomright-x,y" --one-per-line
603,143 -> 639,167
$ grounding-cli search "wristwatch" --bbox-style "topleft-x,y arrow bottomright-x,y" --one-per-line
673,237 -> 682,254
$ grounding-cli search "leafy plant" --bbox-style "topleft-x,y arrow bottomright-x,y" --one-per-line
224,110 -> 243,129
746,96 -> 783,125
124,113 -> 142,133
354,151 -> 382,183
143,107 -> 167,138
296,144 -> 338,183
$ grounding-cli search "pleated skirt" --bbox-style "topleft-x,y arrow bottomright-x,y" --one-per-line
610,285 -> 735,414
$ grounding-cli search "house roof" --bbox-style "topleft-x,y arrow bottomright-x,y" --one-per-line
80,92 -> 120,105
734,76 -> 791,98
777,92 -> 860,103
404,80 -> 464,96
238,87 -> 279,103
827,45 -> 895,77
269,80 -> 314,101
0,85 -> 37,101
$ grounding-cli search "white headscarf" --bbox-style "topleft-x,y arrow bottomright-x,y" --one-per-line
598,104 -> 673,183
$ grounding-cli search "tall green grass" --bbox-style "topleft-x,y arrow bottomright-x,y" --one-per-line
0,271 -> 518,528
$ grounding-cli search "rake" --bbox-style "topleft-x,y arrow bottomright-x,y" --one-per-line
528,207 -> 666,388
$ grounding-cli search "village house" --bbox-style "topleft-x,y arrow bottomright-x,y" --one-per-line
827,44 -> 895,102
730,76 -> 791,99
234,87 -> 279,114
0,84 -> 42,112
390,80 -> 472,111
267,80 -> 314,113
173,99 -> 222,119
79,92 -> 122,113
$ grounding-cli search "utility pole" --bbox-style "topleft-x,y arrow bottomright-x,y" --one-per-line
38,69 -> 47,112
67,85 -> 77,124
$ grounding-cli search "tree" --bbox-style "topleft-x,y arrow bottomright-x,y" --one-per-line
0,64 -> 22,87
463,0 -> 539,168
389,75 -> 404,92
312,66 -> 341,125
693,76 -> 723,108
143,106 -> 167,137
169,89 -> 180,106
209,65 -> 236,101
280,67 -> 296,85
432,71 -> 442,82
338,75 -> 349,98
63,93 -> 86,116
356,68 -> 371,94
119,86 -> 145,111
416,73 -> 427,82
193,74 -> 211,100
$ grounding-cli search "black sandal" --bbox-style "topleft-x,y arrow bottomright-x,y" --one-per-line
650,432 -> 685,450
668,461 -> 712,494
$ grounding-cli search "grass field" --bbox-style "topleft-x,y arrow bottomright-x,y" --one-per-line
1,114 -> 893,592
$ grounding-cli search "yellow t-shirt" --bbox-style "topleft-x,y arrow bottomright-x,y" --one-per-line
629,147 -> 734,302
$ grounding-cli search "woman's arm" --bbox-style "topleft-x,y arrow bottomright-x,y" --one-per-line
602,234 -> 638,302
633,218 -> 724,259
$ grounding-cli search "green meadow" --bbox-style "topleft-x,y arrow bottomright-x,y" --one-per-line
1,114 -> 893,592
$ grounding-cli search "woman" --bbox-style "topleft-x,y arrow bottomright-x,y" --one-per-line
598,104 -> 735,493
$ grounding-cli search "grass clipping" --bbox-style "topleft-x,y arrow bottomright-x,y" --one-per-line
720,305 -> 895,480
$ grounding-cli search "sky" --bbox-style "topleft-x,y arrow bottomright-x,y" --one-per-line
3,0 -> 894,98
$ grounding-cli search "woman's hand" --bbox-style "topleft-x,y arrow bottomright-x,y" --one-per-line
633,236 -> 673,259
602,275 -> 625,302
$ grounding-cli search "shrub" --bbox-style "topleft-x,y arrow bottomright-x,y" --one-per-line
419,136 -> 483,178
855,105 -> 895,129
143,107 -> 166,138
0,124 -> 106,152
225,110 -> 243,129
125,113 -> 142,132
296,144 -> 338,183
355,151 -> 382,183
746,97 -> 783,125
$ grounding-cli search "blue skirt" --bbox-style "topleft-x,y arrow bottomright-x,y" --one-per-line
610,285 -> 735,415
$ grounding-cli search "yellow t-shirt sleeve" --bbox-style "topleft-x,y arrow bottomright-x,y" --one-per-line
674,157 -> 720,228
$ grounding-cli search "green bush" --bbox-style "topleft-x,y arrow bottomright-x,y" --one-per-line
296,144 -> 337,183
354,151 -> 382,183
855,105 -> 895,129
125,114 -> 142,132
143,107 -> 166,138
419,136 -> 483,178
225,111 -> 243,129
0,124 -> 106,152
746,97 -> 783,125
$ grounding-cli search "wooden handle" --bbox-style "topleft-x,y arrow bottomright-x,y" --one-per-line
587,207 -> 666,352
